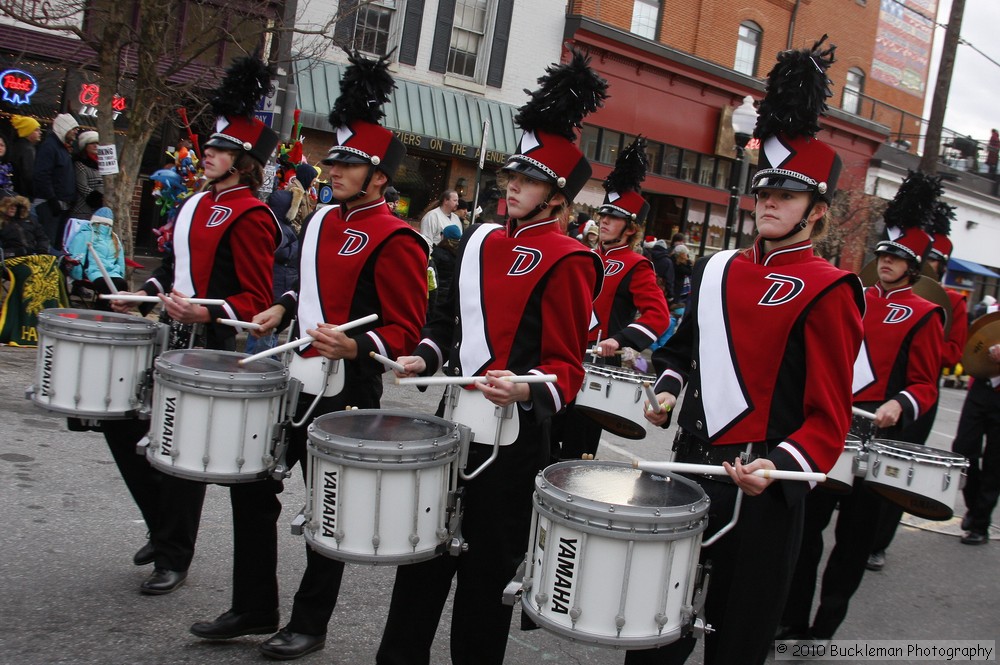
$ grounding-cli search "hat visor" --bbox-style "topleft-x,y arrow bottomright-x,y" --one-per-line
751,173 -> 814,193
321,149 -> 370,166
501,158 -> 553,184
874,243 -> 917,262
598,204 -> 631,219
204,135 -> 246,152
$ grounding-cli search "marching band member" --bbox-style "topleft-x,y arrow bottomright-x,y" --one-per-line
104,55 -> 280,598
557,137 -> 669,459
376,50 -> 607,665
247,52 -> 428,660
780,171 -> 944,643
636,37 -> 864,665
867,199 -> 967,570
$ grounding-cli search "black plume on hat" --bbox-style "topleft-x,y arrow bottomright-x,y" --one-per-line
929,199 -> 955,237
210,53 -> 274,120
328,50 -> 396,129
514,47 -> 609,141
604,137 -> 648,194
883,170 -> 942,231
754,35 -> 836,141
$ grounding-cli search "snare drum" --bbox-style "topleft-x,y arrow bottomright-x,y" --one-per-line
821,437 -> 864,493
146,350 -> 288,483
30,308 -> 163,418
864,440 -> 969,520
521,461 -> 710,648
303,409 -> 465,565
574,364 -> 655,440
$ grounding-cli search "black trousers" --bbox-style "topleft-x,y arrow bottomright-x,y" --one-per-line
376,417 -> 547,665
952,379 -> 1000,533
102,418 -> 205,572
552,401 -> 602,460
624,477 -> 804,665
780,480 -> 885,639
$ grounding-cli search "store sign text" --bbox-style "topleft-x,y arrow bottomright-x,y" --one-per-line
78,83 -> 127,120
0,69 -> 38,105
393,130 -> 506,164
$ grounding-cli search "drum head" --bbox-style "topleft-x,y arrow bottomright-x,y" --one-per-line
543,462 -> 704,509
38,308 -> 160,337
308,409 -> 462,465
313,410 -> 455,442
42,308 -> 143,325
161,349 -> 278,374
869,439 -> 965,463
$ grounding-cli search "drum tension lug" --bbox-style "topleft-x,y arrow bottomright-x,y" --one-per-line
502,560 -> 526,607
290,509 -> 307,536
24,385 -> 36,400
136,436 -> 150,456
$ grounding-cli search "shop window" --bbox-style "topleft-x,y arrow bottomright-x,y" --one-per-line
699,156 -> 717,186
715,159 -> 732,190
734,21 -> 762,76
598,130 -> 622,164
644,140 -> 663,174
679,150 -> 698,182
581,125 -> 600,162
631,0 -> 658,40
661,146 -> 681,178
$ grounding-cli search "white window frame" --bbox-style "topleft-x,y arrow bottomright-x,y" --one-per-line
352,0 -> 403,59
843,67 -> 865,115
445,0 -> 497,85
734,21 -> 762,76
631,0 -> 658,40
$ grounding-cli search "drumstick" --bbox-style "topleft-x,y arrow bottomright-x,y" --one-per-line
852,406 -> 877,421
633,460 -> 827,483
99,294 -> 227,306
585,347 -> 624,356
239,313 -> 379,364
217,318 -> 263,331
643,381 -> 664,414
396,374 -> 558,386
370,351 -> 406,373
86,242 -> 118,294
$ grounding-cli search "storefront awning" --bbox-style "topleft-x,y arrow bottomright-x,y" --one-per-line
948,258 -> 1000,278
294,58 -> 519,161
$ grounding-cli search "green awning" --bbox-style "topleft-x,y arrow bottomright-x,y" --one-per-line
294,58 -> 520,156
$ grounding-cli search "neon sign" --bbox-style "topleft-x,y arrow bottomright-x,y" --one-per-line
77,83 -> 126,120
0,69 -> 38,105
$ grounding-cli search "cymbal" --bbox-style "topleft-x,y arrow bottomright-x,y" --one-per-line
961,317 -> 1000,379
857,260 -> 952,337
969,311 -> 1000,338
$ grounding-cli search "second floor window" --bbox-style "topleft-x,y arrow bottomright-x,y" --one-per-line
843,67 -> 865,115
631,0 -> 658,40
347,0 -> 397,57
448,0 -> 489,78
734,21 -> 762,76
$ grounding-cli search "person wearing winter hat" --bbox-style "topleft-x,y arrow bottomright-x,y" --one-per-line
8,116 -> 41,199
249,50 -> 429,661
557,137 -> 670,460
378,48 -> 606,665
104,55 -> 281,609
778,170 -> 944,646
72,130 -> 103,217
638,37 -> 865,665
31,113 -> 81,245
65,206 -> 125,293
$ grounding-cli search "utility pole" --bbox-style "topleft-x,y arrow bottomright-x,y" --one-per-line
920,0 -> 967,174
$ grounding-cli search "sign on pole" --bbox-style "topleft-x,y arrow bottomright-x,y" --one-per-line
97,144 -> 119,175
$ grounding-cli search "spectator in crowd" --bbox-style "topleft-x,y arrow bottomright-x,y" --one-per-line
987,129 -> 999,178
642,235 -> 675,303
971,295 -> 996,323
579,218 -> 599,248
384,186 -> 402,218
33,112 -> 80,246
567,211 -> 589,238
0,135 -> 15,197
8,115 -> 41,199
419,189 -> 460,246
429,223 -> 461,318
72,130 -> 103,219
454,199 -> 470,228
65,206 -> 125,295
0,194 -> 48,256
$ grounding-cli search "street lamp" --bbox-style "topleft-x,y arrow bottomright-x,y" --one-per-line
723,95 -> 757,249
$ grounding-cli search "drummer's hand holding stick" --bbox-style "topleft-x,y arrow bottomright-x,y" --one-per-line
725,457 -> 777,497
392,355 -> 426,378
872,400 -> 902,429
159,289 -> 210,324
475,369 -> 530,407
307,322 -> 358,360
251,304 -> 285,339
108,291 -> 140,314
591,338 -> 621,358
643,390 -> 676,427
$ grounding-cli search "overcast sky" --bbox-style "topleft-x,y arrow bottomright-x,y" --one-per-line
926,0 -> 1000,143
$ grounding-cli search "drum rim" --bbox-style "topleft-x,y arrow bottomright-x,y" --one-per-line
38,307 -> 161,331
155,349 -> 288,387
534,461 -> 710,537
581,363 -> 654,382
868,439 -> 968,466
306,409 -> 463,464
303,530 -> 443,566
520,597 -> 687,648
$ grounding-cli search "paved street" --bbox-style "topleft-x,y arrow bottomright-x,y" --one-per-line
1,339 -> 997,664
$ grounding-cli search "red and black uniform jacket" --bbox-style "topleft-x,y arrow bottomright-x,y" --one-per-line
414,217 -> 602,421
941,288 -> 968,369
590,243 -> 670,351
144,185 -> 278,341
852,283 -> 944,424
652,237 -> 864,501
276,198 -> 428,377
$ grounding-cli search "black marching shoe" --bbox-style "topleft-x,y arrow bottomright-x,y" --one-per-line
960,531 -> 989,545
259,628 -> 326,660
133,541 -> 155,566
865,550 -> 886,571
139,568 -> 187,595
190,609 -> 280,641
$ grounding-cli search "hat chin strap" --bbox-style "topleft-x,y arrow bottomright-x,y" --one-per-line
336,165 -> 377,206
766,194 -> 817,243
512,191 -> 555,223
